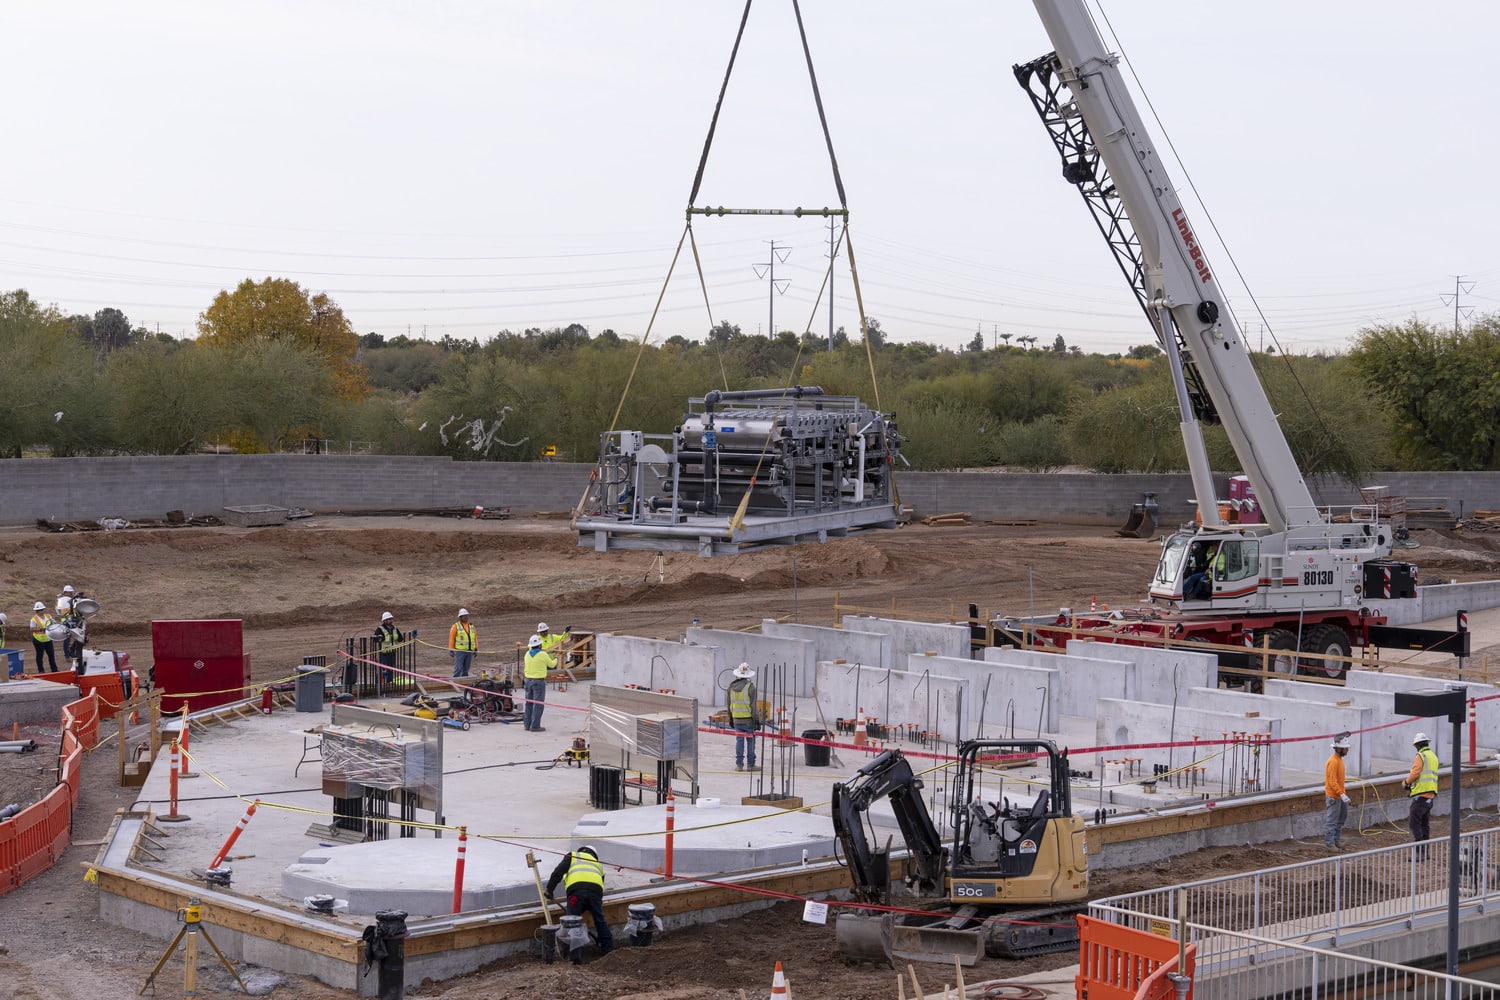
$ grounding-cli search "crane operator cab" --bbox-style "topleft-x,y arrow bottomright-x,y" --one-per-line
1154,532 -> 1261,606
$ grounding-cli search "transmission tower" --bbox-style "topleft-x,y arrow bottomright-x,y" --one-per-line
753,241 -> 792,340
1439,275 -> 1475,333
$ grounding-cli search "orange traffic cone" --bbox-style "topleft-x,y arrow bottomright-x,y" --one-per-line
771,960 -> 788,998
853,708 -> 867,747
777,707 -> 791,747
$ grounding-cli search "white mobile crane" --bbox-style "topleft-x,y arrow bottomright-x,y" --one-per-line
1017,0 -> 1417,679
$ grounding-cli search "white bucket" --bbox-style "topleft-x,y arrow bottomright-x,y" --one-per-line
696,797 -> 721,809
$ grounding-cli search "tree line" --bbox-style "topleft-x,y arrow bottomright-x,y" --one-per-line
0,280 -> 1489,475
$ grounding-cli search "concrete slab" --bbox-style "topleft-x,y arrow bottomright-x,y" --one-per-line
0,676 -> 80,726
570,801 -> 836,873
282,837 -> 543,915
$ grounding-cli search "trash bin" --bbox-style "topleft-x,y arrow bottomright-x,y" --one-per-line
1,649 -> 22,678
802,729 -> 831,767
295,666 -> 328,713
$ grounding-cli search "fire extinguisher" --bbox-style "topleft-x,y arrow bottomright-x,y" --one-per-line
261,688 -> 274,715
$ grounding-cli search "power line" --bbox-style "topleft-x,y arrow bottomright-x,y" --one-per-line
1439,275 -> 1475,333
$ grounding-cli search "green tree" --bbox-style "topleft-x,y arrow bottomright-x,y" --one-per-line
198,278 -> 368,401
107,340 -> 238,454
1348,317 -> 1500,469
0,290 -> 106,455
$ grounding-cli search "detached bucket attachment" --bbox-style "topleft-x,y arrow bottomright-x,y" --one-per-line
1116,492 -> 1159,539
835,911 -> 986,967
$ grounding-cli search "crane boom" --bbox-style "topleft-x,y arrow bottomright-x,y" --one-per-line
1024,0 -> 1318,533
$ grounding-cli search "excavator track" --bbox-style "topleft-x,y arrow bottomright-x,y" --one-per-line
986,904 -> 1085,959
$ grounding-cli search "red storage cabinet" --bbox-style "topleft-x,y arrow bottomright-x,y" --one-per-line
151,619 -> 251,714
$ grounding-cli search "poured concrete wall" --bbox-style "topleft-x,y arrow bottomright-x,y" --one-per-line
983,646 -> 1135,720
1067,640 -> 1218,704
906,652 -> 1058,736
1343,672 -> 1495,763
594,633 -> 726,707
684,627 -> 816,698
1260,678 -> 1484,766
760,620 -> 892,672
1367,580 -> 1500,626
1181,687 -> 1371,777
841,615 -> 970,660
814,661 -> 969,743
1093,698 -> 1283,792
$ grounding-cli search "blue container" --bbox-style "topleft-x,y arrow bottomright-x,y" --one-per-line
1,648 -> 23,678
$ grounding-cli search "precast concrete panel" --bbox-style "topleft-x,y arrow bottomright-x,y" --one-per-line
762,620 -> 892,670
983,646 -> 1133,719
906,653 -> 1058,736
1262,680 -> 1449,767
594,633 -> 725,706
843,615 -> 971,660
1067,640 -> 1217,704
1343,670 -> 1496,763
1094,698 -> 1283,793
685,627 -> 816,698
814,661 -> 969,744
1183,687 -> 1372,777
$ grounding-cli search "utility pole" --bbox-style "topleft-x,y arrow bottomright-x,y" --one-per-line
1440,275 -> 1475,333
827,217 -> 838,351
753,241 -> 791,342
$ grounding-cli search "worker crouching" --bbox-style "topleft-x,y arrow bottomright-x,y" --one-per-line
545,845 -> 614,962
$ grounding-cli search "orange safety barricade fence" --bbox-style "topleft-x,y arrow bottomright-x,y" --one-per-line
1,692 -> 97,896
1076,914 -> 1196,1000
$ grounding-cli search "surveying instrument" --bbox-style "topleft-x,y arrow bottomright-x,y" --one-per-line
140,896 -> 247,995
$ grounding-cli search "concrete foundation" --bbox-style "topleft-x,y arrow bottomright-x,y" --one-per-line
571,800 -> 836,872
0,677 -> 81,726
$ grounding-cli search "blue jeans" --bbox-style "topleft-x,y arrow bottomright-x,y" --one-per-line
1324,796 -> 1348,847
523,678 -> 546,729
733,717 -> 757,766
452,650 -> 473,678
565,886 -> 613,954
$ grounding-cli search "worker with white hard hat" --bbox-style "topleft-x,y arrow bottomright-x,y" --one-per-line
1324,734 -> 1352,851
728,662 -> 763,772
29,601 -> 59,674
371,611 -> 404,688
448,608 -> 476,679
537,621 -> 571,653
522,633 -> 558,732
544,844 -> 614,958
1403,731 -> 1440,855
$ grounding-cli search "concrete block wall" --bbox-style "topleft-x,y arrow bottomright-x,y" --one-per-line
6,456 -> 1500,528
906,652 -> 1058,736
1342,671 -> 1495,763
594,633 -> 726,707
1094,698 -> 1283,792
1180,687 -> 1370,778
842,615 -> 970,660
1067,640 -> 1218,705
814,661 -> 969,744
983,646 -> 1134,720
760,621 -> 892,672
685,627 -> 816,698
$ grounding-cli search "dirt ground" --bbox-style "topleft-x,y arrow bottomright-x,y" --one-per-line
3,516 -> 1500,999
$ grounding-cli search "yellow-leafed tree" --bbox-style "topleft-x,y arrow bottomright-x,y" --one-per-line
197,277 -> 368,402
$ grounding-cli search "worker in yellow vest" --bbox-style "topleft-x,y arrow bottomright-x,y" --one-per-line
545,845 -> 614,959
29,601 -> 58,673
522,634 -> 557,732
448,609 -> 476,679
727,662 -> 762,771
1402,732 -> 1440,856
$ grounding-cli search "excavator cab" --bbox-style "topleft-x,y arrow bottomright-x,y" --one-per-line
831,740 -> 1088,966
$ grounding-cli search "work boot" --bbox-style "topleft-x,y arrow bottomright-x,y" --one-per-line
735,764 -> 744,771
533,726 -> 546,732
745,764 -> 761,772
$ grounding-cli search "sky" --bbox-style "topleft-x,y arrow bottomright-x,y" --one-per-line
5,1 -> 1498,356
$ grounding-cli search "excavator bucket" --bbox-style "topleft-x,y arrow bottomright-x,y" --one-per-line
835,912 -> 986,967
1116,492 -> 1159,539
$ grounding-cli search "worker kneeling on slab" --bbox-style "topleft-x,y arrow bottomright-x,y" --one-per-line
545,845 -> 614,961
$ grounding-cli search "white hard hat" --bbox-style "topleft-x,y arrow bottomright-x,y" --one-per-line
34,601 -> 46,611
0,613 -> 6,626
381,611 -> 394,621
528,634 -> 543,648
577,844 -> 597,858
1413,732 -> 1429,746
62,585 -> 75,594
537,622 -> 549,633
733,662 -> 754,679
458,608 -> 469,618
1332,735 -> 1351,751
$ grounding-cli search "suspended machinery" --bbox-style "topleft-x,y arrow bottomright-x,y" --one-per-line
575,386 -> 905,556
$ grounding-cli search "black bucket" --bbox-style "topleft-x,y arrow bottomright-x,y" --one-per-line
802,730 -> 831,767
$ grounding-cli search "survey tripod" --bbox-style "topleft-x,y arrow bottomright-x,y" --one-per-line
140,897 -> 247,995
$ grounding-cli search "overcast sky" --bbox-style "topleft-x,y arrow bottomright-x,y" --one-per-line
5,1 -> 1496,354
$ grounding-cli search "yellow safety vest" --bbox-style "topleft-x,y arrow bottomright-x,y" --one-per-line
524,648 -> 555,680
31,614 -> 52,643
564,853 -> 604,891
728,680 -> 756,720
1411,747 -> 1440,796
451,622 -> 476,652
540,631 -> 566,652
377,625 -> 401,652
